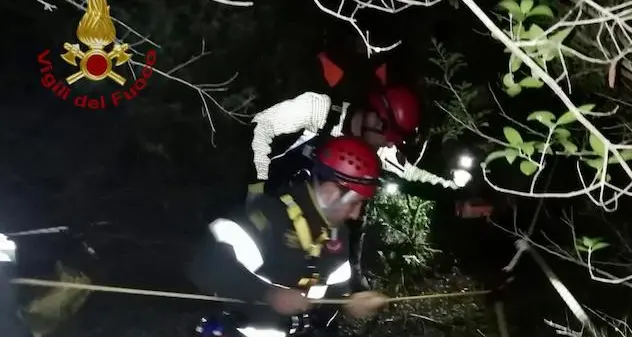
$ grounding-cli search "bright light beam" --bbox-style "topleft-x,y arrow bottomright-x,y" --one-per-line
458,154 -> 474,169
384,182 -> 399,194
453,169 -> 472,188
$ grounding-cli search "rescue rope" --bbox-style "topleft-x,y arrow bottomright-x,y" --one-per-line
313,290 -> 491,304
11,278 -> 490,305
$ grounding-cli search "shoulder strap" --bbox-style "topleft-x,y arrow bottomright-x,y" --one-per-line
306,102 -> 343,157
320,103 -> 343,138
279,194 -> 329,258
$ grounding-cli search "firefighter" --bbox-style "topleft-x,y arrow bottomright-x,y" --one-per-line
188,136 -> 389,336
0,233 -> 31,337
248,85 -> 458,195
246,84 -> 460,291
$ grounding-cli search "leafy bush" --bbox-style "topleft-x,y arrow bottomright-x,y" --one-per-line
340,194 -> 495,337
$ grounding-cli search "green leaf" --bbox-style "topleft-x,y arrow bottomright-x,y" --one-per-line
519,76 -> 544,88
498,0 -> 524,19
589,134 -> 606,157
550,28 -> 573,44
503,73 -> 515,87
512,24 -> 528,38
485,150 -> 508,164
520,142 -> 535,156
520,160 -> 538,176
621,149 -> 632,161
527,110 -> 556,127
524,45 -> 537,54
582,236 -> 594,247
584,158 -> 604,170
540,45 -> 557,62
520,0 -> 534,13
505,148 -> 518,164
557,111 -> 577,125
592,242 -> 610,251
526,4 -> 554,18
535,142 -> 553,154
576,245 -> 589,252
506,84 -> 522,97
526,24 -> 545,39
559,139 -> 578,153
510,54 -> 522,72
578,104 -> 596,112
554,128 -> 571,139
503,127 -> 523,145
608,150 -> 632,163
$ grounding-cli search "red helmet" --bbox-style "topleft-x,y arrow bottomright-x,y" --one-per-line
315,136 -> 381,198
367,86 -> 420,144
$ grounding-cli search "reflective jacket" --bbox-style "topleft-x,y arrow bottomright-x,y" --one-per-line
188,182 -> 352,328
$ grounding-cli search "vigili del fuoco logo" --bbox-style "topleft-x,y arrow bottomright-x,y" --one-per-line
37,0 -> 157,109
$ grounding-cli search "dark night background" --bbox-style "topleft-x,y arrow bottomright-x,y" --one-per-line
0,0 -> 631,336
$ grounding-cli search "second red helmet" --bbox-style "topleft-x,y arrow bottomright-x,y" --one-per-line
368,86 -> 420,144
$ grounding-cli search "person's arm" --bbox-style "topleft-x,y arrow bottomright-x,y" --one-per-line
251,92 -> 331,180
377,146 -> 458,189
187,219 -> 278,303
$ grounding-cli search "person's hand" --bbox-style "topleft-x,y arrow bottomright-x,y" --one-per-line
343,291 -> 388,318
265,288 -> 311,315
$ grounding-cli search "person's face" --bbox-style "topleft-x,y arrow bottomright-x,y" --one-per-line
350,109 -> 392,149
315,182 -> 367,226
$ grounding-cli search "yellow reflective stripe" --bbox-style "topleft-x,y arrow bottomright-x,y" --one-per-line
248,182 -> 265,195
293,216 -> 313,252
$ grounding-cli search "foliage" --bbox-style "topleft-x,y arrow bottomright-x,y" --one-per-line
366,193 -> 438,280
426,38 -> 493,143
419,1 -> 632,334
338,194 -> 496,337
483,0 -> 632,191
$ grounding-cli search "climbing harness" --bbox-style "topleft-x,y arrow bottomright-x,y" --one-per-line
279,194 -> 329,259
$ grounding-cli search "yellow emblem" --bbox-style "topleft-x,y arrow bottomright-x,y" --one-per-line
60,0 -> 131,86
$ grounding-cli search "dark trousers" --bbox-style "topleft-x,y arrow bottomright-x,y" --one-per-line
348,205 -> 370,292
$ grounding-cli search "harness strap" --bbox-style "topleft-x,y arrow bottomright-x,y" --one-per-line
308,103 -> 343,155
279,194 -> 328,258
